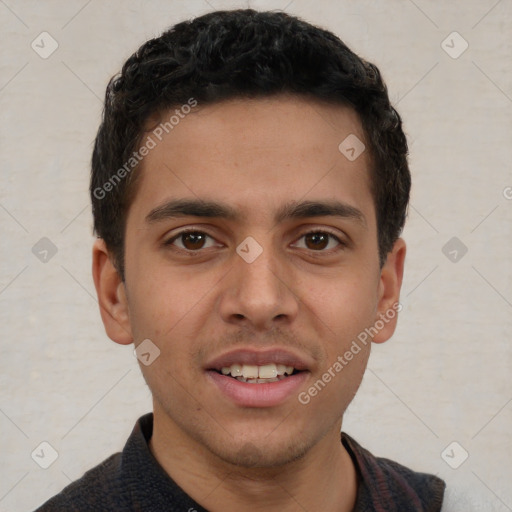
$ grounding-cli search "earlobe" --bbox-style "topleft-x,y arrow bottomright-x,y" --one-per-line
92,239 -> 133,345
372,238 -> 406,344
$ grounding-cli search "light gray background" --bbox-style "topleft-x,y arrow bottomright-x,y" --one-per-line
1,1 -> 511,511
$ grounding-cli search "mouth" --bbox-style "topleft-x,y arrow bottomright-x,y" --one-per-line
205,349 -> 311,407
212,363 -> 302,383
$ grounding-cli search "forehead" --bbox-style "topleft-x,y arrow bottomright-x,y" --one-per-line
129,95 -> 374,228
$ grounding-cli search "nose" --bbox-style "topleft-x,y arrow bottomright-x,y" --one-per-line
218,240 -> 299,331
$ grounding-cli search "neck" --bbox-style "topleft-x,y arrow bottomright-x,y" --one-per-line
148,408 -> 358,512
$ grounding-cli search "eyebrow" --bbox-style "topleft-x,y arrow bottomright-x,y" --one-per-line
145,198 -> 366,227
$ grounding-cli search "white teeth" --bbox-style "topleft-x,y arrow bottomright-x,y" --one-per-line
219,363 -> 296,380
231,364 -> 243,377
245,377 -> 280,384
242,365 -> 259,379
221,364 -> 242,376
258,364 -> 277,378
276,364 -> 287,376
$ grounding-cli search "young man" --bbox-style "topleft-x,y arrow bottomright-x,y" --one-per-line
36,9 -> 445,511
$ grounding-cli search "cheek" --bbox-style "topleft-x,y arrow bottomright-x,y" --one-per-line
298,340 -> 370,422
126,266 -> 207,340
130,288 -> 201,401
301,269 -> 379,345
295,280 -> 375,416
126,271 -> 212,375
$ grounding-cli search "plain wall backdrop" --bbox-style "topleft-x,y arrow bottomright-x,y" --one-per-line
1,1 -> 511,510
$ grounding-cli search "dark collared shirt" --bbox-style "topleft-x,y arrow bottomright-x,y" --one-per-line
35,413 -> 445,511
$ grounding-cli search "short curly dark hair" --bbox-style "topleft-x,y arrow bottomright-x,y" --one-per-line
91,9 -> 410,280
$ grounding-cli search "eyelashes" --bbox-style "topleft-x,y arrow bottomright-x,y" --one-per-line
164,229 -> 347,254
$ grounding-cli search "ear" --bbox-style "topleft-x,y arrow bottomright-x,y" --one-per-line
372,237 -> 406,344
92,238 -> 133,345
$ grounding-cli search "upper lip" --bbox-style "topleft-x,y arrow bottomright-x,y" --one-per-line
205,348 -> 313,372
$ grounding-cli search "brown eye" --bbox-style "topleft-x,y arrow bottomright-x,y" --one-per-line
181,232 -> 206,250
166,231 -> 217,251
304,232 -> 329,250
292,231 -> 343,252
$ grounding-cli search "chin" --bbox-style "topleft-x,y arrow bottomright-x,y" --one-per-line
210,434 -> 313,469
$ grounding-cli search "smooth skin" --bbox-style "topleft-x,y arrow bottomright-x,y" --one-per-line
92,95 -> 406,512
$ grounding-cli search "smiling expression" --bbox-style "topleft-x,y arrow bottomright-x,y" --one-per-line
94,94 -> 405,468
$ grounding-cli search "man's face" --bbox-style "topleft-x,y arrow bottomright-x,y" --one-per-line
105,96 -> 402,467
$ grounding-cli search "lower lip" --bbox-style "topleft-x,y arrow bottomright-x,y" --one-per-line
206,370 -> 309,408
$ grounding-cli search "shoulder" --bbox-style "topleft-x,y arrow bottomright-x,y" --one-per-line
372,453 -> 446,506
34,452 -> 127,511
342,432 -> 445,511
